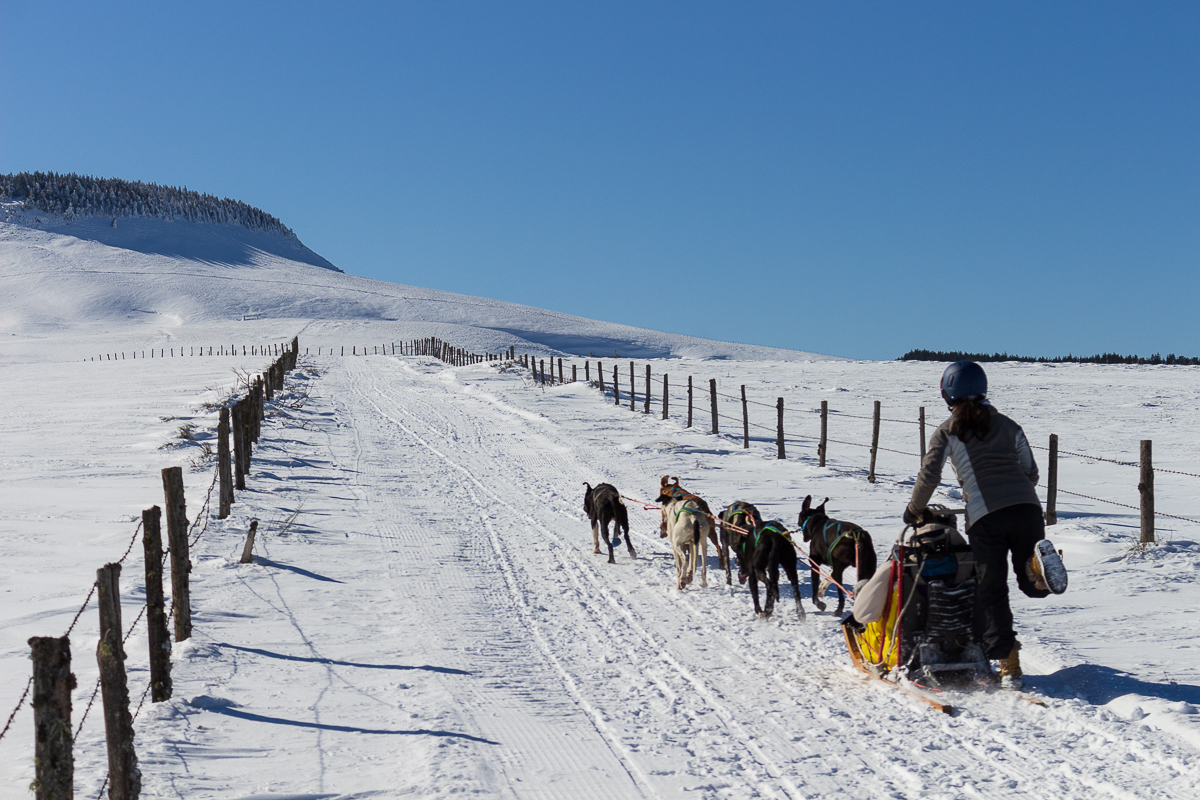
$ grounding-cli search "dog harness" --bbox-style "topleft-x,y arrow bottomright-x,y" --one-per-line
754,520 -> 792,548
672,499 -> 702,521
801,516 -> 863,565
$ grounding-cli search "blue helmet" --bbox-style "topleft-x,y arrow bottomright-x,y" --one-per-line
940,361 -> 987,402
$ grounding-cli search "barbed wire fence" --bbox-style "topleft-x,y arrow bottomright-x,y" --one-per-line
4,340 -> 302,797
508,352 -> 1198,532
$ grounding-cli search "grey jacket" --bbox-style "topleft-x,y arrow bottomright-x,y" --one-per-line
908,406 -> 1041,530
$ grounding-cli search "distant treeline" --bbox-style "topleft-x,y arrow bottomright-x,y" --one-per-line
899,349 -> 1200,366
1,171 -> 295,238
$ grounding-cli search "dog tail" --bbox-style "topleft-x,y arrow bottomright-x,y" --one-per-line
857,535 -> 878,581
615,500 -> 630,535
692,515 -> 701,547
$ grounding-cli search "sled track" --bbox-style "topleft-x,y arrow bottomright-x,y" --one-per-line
347,360 -> 814,797
295,357 -> 1199,799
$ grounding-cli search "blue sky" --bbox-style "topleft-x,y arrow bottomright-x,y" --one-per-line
2,1 -> 1196,360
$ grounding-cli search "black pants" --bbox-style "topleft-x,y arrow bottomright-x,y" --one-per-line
967,503 -> 1049,660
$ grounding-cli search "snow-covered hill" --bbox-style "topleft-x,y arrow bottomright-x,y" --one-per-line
0,217 -> 836,363
1,215 -> 1197,799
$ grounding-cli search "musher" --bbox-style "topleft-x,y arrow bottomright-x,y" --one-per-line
904,361 -> 1067,689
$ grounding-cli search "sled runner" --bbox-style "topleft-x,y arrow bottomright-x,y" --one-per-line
842,506 -> 992,712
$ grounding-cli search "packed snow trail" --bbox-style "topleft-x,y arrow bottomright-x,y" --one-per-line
50,355 -> 1200,799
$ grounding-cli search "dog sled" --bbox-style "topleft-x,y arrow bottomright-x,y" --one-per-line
842,506 -> 990,712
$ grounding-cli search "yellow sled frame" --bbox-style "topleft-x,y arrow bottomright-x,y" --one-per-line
843,559 -> 954,714
846,560 -> 903,676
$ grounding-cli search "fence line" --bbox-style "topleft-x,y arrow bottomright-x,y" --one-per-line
486,350 -> 1197,533
8,339 -> 304,798
399,345 -> 1196,531
84,338 -> 1195,515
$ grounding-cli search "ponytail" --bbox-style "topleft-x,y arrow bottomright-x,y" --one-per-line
949,399 -> 991,442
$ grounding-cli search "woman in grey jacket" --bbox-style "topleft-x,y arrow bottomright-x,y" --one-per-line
905,361 -> 1066,689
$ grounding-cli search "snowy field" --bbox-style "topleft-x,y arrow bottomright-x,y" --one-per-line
2,219 -> 1199,799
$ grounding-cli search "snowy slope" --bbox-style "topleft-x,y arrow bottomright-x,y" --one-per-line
0,219 -> 836,363
1,220 -> 1198,799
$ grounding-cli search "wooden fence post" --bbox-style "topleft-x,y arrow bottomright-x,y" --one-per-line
96,563 -> 140,800
162,467 -> 192,642
218,407 -> 232,518
868,400 -> 881,483
687,376 -> 693,428
613,365 -> 620,405
709,379 -> 718,435
142,507 -> 171,702
662,374 -> 669,420
1045,434 -> 1058,525
572,364 -> 577,383
585,361 -> 590,383
598,361 -> 605,392
1140,439 -> 1154,544
919,406 -> 926,458
741,386 -> 749,448
559,358 -> 564,385
240,520 -> 259,564
244,394 -> 256,475
539,359 -> 545,385
265,366 -> 274,401
232,402 -> 246,491
232,402 -> 244,488
644,364 -> 651,413
819,400 -> 828,467
630,362 -> 635,411
28,635 -> 74,800
253,378 -> 263,441
777,398 -> 786,459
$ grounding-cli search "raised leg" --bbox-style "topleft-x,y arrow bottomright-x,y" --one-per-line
748,568 -> 764,615
623,522 -> 637,559
782,556 -> 805,620
721,523 -> 732,585
811,564 -> 827,611
763,564 -> 779,617
832,566 -> 847,614
602,519 -> 615,564
710,528 -> 726,570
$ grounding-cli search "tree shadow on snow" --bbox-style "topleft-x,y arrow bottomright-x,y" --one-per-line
197,704 -> 498,744
1030,664 -> 1200,706
214,642 -> 475,675
254,557 -> 345,583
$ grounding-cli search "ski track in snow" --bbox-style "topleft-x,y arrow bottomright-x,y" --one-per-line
13,354 -> 1185,799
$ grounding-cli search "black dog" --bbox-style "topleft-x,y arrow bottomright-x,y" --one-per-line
584,482 -> 635,564
734,519 -> 805,620
719,501 -> 763,586
797,495 -> 877,614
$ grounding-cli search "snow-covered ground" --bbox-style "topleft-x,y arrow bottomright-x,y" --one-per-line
2,219 -> 1198,798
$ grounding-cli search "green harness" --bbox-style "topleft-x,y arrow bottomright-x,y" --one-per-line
801,516 -> 861,563
752,520 -> 792,548
672,499 -> 701,521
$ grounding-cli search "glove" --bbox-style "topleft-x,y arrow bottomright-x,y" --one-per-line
903,506 -> 928,526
